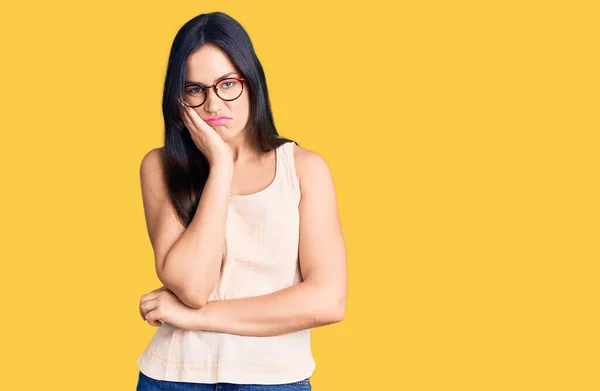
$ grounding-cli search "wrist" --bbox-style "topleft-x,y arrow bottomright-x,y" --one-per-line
191,303 -> 211,332
210,161 -> 233,180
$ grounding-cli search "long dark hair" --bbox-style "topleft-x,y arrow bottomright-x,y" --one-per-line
160,11 -> 295,227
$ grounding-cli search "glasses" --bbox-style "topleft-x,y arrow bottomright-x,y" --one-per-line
181,77 -> 246,108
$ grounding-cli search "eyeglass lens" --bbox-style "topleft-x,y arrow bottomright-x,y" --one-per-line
182,78 -> 243,107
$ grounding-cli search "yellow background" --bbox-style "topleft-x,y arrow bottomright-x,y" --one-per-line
1,1 -> 598,389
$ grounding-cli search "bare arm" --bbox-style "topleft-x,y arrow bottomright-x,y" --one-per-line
189,145 -> 347,336
140,148 -> 233,309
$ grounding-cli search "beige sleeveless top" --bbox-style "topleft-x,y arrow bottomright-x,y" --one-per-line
137,141 -> 316,384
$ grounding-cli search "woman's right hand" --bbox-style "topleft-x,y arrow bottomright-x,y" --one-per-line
179,100 -> 233,169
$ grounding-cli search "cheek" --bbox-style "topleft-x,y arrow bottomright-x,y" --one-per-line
234,96 -> 251,122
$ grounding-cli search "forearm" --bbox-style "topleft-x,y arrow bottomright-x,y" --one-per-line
192,281 -> 345,336
160,164 -> 233,308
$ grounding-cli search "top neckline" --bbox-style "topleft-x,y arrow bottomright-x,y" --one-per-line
229,143 -> 283,200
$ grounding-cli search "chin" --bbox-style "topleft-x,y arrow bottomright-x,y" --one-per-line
221,127 -> 244,141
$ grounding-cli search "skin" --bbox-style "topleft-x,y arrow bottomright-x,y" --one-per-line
138,44 -> 347,337
179,43 -> 252,167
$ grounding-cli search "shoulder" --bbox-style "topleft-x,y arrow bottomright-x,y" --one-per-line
140,147 -> 168,201
291,143 -> 333,195
140,146 -> 164,173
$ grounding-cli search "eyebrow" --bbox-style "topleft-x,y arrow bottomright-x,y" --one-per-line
185,71 -> 238,87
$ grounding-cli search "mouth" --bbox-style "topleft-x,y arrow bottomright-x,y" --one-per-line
204,117 -> 232,126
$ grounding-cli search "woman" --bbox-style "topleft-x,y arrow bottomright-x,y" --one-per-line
136,11 -> 347,390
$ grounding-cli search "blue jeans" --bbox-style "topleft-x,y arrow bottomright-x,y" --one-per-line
136,371 -> 312,391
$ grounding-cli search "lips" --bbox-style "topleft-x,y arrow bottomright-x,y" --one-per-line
204,116 -> 231,126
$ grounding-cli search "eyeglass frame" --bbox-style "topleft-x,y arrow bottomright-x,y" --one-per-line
180,77 -> 247,108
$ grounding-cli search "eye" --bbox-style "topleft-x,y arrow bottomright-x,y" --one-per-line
221,81 -> 234,89
187,86 -> 205,94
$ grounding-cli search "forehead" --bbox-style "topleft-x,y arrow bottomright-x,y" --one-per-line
186,44 -> 237,83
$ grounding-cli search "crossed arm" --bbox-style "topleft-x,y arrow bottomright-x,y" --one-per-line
139,146 -> 347,337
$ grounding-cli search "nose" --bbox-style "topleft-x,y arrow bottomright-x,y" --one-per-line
203,87 -> 223,114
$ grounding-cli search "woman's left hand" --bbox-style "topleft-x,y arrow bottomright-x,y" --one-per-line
139,287 -> 200,330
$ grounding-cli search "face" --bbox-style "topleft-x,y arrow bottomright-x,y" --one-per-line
183,44 -> 251,141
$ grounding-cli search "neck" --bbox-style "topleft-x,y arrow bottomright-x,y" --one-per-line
226,129 -> 261,165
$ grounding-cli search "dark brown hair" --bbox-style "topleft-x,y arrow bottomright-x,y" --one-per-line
160,11 -> 296,226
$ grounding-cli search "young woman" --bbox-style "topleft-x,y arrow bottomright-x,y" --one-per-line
136,11 -> 347,390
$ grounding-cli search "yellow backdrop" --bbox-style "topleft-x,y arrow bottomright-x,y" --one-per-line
1,0 -> 598,390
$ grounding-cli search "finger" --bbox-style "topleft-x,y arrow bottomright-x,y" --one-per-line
145,309 -> 163,327
140,297 -> 159,320
181,106 -> 204,138
183,105 -> 218,135
141,289 -> 164,302
140,296 -> 159,310
140,294 -> 155,309
182,109 -> 215,149
180,106 -> 193,129
177,97 -> 189,116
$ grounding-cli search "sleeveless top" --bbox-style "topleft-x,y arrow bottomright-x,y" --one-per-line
137,141 -> 316,384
